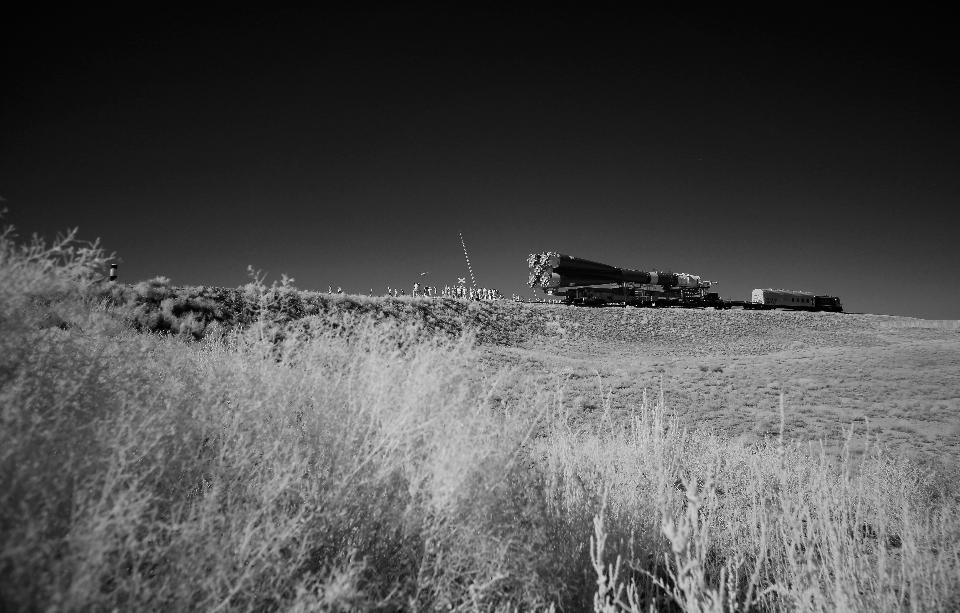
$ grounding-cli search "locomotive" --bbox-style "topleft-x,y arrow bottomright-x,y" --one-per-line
527,252 -> 843,312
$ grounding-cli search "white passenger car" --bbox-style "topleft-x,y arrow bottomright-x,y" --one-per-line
751,289 -> 815,309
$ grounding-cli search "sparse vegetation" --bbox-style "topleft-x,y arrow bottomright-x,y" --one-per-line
1,224 -> 958,611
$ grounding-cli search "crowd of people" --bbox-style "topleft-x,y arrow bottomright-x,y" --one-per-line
324,282 -> 535,302
382,283 -> 504,301
324,284 -> 541,303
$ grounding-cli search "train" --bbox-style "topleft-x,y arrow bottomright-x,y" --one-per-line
747,289 -> 843,312
527,252 -> 843,312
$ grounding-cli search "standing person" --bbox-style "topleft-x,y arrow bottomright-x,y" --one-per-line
413,282 -> 420,297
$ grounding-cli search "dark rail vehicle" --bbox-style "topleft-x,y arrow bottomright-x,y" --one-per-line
527,252 -> 843,312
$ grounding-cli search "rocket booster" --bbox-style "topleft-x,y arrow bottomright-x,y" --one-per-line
527,252 -> 710,290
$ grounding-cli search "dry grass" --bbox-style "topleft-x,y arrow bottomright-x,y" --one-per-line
541,392 -> 960,611
2,224 -> 959,611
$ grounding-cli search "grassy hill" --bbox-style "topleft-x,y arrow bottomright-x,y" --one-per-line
109,280 -> 960,463
2,228 -> 959,611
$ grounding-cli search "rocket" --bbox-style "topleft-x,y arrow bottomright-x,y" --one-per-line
527,252 -> 710,290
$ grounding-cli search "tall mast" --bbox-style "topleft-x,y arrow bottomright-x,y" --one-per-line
459,232 -> 477,287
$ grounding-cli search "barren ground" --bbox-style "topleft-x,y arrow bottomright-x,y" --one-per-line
482,304 -> 960,464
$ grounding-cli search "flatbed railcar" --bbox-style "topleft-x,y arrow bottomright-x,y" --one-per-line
548,288 -> 843,312
553,284 -> 727,308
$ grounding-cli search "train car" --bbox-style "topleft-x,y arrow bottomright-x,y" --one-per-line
750,289 -> 816,310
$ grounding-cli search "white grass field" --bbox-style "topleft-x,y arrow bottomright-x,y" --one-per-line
1,226 -> 958,611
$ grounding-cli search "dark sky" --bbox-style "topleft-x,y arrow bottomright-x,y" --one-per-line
3,7 -> 958,318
